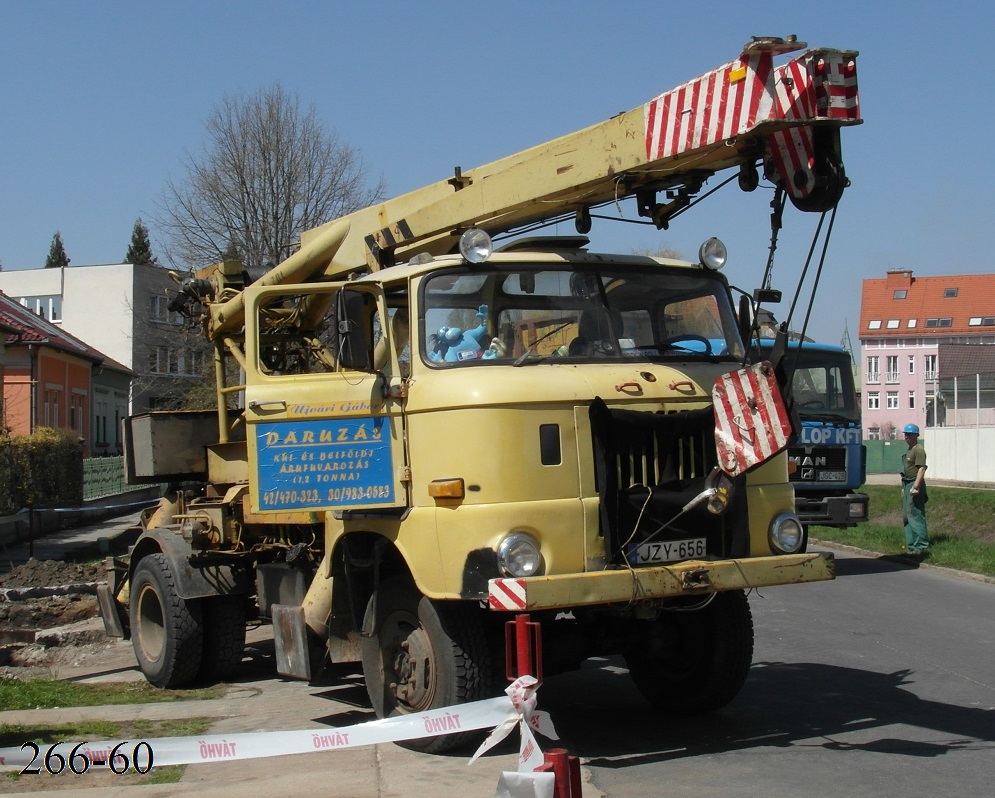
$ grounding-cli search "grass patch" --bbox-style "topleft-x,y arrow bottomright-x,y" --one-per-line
1,717 -> 213,789
0,678 -> 226,712
811,484 -> 995,577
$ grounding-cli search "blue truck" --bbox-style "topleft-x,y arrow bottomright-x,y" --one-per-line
755,339 -> 869,536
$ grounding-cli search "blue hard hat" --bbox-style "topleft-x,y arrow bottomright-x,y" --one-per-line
903,423 -> 920,435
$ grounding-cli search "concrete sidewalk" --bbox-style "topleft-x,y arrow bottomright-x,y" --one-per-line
0,507 -> 146,574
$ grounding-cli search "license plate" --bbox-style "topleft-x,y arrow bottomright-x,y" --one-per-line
628,537 -> 707,565
818,470 -> 846,481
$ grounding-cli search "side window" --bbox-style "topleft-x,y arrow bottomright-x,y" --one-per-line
373,306 -> 411,376
255,291 -> 340,375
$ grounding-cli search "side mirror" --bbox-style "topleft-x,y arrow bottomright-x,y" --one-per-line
336,289 -> 374,371
737,294 -> 753,350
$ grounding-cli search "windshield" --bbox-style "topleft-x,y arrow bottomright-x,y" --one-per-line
785,348 -> 860,423
419,264 -> 744,367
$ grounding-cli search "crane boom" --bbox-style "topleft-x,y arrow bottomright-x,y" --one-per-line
304,36 -> 859,275
196,36 -> 859,340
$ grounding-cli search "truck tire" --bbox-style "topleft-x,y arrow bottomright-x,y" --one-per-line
199,595 -> 247,681
625,589 -> 754,714
130,553 -> 203,688
361,577 -> 492,754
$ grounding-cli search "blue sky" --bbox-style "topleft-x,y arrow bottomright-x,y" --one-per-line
2,0 -> 992,346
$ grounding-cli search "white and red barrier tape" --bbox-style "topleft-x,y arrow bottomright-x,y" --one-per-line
0,676 -> 556,775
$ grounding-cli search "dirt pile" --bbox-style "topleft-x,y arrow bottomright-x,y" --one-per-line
1,559 -> 108,678
0,558 -> 104,589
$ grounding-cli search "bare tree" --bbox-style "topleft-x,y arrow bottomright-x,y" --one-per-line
157,83 -> 386,272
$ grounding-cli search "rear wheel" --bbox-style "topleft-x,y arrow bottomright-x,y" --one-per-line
199,595 -> 247,681
361,577 -> 492,753
625,589 -> 754,714
130,553 -> 203,688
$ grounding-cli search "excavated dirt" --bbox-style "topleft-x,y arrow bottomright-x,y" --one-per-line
0,558 -> 104,590
0,559 -> 108,679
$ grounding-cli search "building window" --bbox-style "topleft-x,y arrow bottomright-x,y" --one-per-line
149,295 -> 183,325
907,319 -> 917,328
44,387 -> 61,427
17,295 -> 62,322
70,393 -> 85,436
886,356 -> 899,382
866,356 -> 880,383
868,320 -> 882,330
944,288 -> 958,298
149,345 -> 206,376
867,426 -> 881,440
886,319 -> 899,329
924,354 -> 937,380
908,355 -> 915,374
968,316 -> 995,326
887,391 -> 899,410
909,391 -> 915,409
925,317 -> 952,328
893,289 -> 907,299
868,392 -> 880,410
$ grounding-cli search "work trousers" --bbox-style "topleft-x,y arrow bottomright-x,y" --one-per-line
902,481 -> 930,552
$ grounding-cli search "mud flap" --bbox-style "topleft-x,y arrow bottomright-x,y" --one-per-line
273,604 -> 312,680
96,582 -> 126,639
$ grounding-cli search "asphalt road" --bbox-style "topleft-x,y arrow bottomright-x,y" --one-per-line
533,544 -> 995,797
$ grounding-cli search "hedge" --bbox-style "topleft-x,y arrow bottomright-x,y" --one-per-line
0,427 -> 83,515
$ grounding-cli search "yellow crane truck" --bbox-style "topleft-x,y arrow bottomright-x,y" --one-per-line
99,36 -> 861,752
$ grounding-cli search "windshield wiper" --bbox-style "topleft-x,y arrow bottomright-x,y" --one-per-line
513,322 -> 572,366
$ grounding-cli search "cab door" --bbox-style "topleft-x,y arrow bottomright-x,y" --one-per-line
243,282 -> 408,515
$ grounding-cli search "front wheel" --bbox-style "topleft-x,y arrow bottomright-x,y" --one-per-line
625,589 -> 754,714
361,578 -> 492,753
129,553 -> 203,688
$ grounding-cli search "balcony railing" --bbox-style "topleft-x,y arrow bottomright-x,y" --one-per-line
866,372 -> 880,383
885,372 -> 900,383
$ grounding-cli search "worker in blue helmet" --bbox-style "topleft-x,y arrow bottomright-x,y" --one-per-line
900,423 -> 930,556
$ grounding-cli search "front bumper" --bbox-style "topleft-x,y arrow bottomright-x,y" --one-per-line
795,493 -> 869,527
488,551 -> 835,612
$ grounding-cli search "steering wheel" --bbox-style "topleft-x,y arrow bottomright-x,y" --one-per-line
660,334 -> 712,355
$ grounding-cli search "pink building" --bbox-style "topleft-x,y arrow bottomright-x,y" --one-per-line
859,270 -> 995,439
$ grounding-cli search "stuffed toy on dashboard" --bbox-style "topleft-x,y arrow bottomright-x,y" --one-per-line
428,305 -> 505,362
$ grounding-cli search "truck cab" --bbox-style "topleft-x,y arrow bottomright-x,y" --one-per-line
752,338 -> 869,532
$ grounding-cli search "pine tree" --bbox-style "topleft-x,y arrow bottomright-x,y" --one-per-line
125,218 -> 158,266
44,232 -> 70,268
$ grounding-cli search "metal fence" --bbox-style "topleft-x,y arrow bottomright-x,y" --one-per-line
934,373 -> 995,427
82,456 -> 126,500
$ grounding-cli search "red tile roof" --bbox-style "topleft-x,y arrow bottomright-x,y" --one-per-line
860,270 -> 995,337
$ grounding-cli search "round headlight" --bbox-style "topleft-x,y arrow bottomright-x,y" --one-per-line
459,228 -> 493,264
497,533 -> 542,578
698,237 -> 727,270
769,512 -> 805,554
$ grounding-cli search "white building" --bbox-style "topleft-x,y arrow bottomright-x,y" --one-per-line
0,263 -> 203,414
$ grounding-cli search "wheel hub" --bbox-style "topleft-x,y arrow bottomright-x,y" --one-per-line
135,584 -> 165,663
387,622 -> 435,710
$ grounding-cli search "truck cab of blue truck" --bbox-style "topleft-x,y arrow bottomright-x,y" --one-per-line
754,339 -> 869,533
